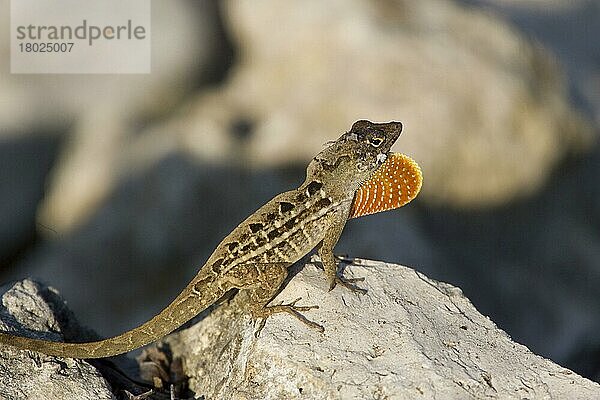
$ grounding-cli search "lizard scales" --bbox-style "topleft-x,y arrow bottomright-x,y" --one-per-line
0,120 -> 422,358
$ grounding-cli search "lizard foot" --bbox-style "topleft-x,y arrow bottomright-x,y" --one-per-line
334,254 -> 353,263
252,298 -> 324,337
314,255 -> 368,294
331,274 -> 367,294
331,257 -> 367,293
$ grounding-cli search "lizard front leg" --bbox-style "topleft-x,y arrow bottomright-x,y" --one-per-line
318,207 -> 367,293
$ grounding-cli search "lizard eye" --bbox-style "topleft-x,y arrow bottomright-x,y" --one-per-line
369,137 -> 384,147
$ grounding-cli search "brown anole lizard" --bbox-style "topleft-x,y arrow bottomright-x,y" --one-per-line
0,120 -> 422,358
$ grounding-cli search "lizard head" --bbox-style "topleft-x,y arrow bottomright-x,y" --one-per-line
343,120 -> 402,172
307,120 -> 403,193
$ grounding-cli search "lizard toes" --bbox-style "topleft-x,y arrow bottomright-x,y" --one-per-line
335,275 -> 368,294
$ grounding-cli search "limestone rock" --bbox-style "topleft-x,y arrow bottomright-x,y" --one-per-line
2,263 -> 599,399
163,257 -> 600,399
0,279 -> 114,400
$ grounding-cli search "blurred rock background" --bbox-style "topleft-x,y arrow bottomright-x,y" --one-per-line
0,0 -> 598,382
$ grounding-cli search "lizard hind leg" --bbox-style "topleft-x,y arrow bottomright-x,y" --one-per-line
241,263 -> 323,336
251,298 -> 324,337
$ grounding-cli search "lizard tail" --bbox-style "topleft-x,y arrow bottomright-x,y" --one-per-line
0,278 -> 224,358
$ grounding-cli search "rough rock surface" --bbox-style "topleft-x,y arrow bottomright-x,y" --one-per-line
1,263 -> 599,399
163,257 -> 600,399
0,279 -> 114,400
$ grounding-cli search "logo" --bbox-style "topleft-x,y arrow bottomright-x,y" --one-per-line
11,0 -> 151,74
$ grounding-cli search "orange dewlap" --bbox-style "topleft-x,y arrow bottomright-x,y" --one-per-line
349,153 -> 423,219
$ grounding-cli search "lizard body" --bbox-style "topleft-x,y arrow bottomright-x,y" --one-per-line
0,120 -> 422,358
